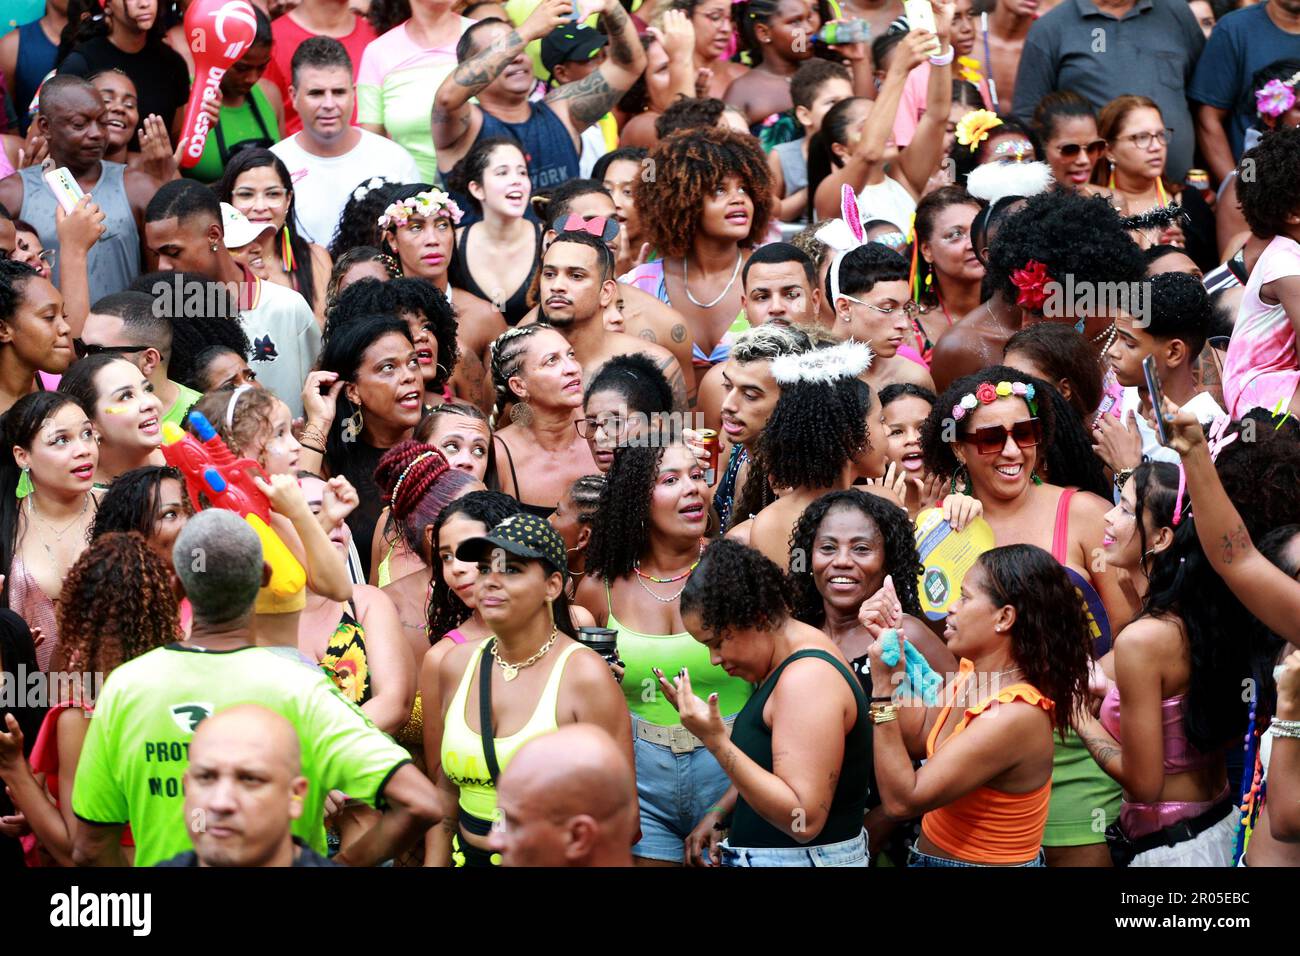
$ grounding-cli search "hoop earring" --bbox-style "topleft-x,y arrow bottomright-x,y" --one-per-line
949,464 -> 971,496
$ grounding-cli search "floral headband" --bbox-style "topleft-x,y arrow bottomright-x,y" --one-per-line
353,177 -> 389,203
377,189 -> 464,231
956,109 -> 1003,152
952,381 -> 1037,422
1257,71 -> 1300,118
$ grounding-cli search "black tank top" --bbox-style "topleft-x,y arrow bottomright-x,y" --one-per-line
448,220 -> 543,326
728,649 -> 872,848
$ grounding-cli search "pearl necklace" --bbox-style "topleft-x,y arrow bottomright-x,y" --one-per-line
683,252 -> 743,309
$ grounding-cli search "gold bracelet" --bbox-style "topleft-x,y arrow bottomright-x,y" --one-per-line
870,705 -> 899,725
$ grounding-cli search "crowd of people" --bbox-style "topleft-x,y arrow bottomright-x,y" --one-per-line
0,0 -> 1296,870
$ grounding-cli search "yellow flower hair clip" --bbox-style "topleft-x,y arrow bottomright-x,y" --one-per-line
956,109 -> 1003,152
957,56 -> 983,85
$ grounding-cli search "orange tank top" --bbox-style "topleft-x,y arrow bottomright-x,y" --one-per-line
921,659 -> 1055,865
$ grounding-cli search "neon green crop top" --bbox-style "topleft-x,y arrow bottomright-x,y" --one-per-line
440,638 -> 581,822
605,581 -> 752,725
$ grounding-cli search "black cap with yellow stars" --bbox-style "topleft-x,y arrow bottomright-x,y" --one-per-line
455,512 -> 569,581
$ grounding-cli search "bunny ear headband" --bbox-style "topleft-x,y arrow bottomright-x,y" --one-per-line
817,185 -> 869,307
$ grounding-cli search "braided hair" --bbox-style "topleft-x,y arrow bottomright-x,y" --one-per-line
374,440 -> 478,556
567,473 -> 605,524
787,489 -> 923,628
487,324 -> 548,428
426,490 -> 522,639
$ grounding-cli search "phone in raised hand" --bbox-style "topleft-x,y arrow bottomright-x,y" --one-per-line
902,0 -> 942,54
1142,354 -> 1170,445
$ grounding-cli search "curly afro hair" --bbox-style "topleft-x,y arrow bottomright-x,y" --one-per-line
330,177 -> 411,260
1237,125 -> 1300,239
977,544 -> 1090,736
426,490 -> 522,639
680,538 -> 793,639
985,190 -> 1146,316
756,375 -> 869,491
52,531 -> 179,691
787,489 -> 922,628
635,127 -> 772,259
1215,412 -> 1300,542
326,276 -> 460,391
921,365 -> 1056,482
585,440 -> 693,581
1035,379 -> 1111,499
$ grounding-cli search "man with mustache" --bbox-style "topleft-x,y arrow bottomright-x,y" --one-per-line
532,229 -> 688,412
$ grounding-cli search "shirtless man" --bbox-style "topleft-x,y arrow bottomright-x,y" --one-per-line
962,0 -> 1036,114
530,231 -> 689,412
533,190 -> 696,402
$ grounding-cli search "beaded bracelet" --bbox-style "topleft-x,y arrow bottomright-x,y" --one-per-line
1273,718 -> 1300,739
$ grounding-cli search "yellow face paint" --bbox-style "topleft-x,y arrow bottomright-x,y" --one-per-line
104,405 -> 130,415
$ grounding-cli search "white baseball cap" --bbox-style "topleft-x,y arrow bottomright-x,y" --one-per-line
221,202 -> 276,249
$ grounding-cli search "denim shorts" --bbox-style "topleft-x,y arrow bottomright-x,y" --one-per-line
720,830 -> 868,867
631,715 -> 731,863
907,844 -> 1046,867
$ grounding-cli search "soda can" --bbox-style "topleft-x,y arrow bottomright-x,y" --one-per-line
696,428 -> 720,474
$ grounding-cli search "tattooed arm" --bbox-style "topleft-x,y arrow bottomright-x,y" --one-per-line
1165,399 -> 1300,647
432,0 -> 574,154
546,0 -> 646,134
1072,618 -> 1169,802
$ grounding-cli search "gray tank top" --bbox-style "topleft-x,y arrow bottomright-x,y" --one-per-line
773,139 -> 808,196
19,161 -> 140,303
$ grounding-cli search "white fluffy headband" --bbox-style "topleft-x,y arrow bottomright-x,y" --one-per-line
771,340 -> 873,385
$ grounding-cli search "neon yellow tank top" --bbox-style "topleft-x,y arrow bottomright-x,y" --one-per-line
440,638 -> 581,822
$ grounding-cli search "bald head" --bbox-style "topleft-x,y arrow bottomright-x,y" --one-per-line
191,704 -> 301,774
36,75 -> 107,170
489,725 -> 635,867
183,704 -> 308,867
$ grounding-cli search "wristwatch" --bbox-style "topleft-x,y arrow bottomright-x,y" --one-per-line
1113,467 -> 1135,494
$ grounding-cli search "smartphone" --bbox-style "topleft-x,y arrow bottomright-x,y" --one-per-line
43,165 -> 85,215
1142,354 -> 1169,445
902,0 -> 941,53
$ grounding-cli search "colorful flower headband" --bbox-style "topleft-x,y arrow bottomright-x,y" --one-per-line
952,381 -> 1037,422
377,189 -> 464,231
1010,258 -> 1053,312
1257,71 -> 1300,118
956,109 -> 1002,152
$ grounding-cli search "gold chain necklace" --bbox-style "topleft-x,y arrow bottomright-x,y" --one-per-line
490,628 -> 558,682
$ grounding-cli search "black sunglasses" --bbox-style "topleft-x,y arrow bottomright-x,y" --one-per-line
1055,139 -> 1106,159
961,418 -> 1042,456
73,340 -> 151,360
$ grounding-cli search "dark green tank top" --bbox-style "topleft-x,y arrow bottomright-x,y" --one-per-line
729,648 -> 872,849
186,85 -> 277,184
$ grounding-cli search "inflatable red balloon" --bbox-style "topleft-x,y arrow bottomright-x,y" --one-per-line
177,0 -> 259,169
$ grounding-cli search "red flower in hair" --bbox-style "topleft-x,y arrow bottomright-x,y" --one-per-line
1010,259 -> 1052,311
975,382 -> 998,404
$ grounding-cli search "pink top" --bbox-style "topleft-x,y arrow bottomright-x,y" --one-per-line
0,148 -> 14,180
8,554 -> 59,672
1098,685 -> 1216,774
1223,234 -> 1300,418
892,62 -> 993,150
444,627 -> 469,644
